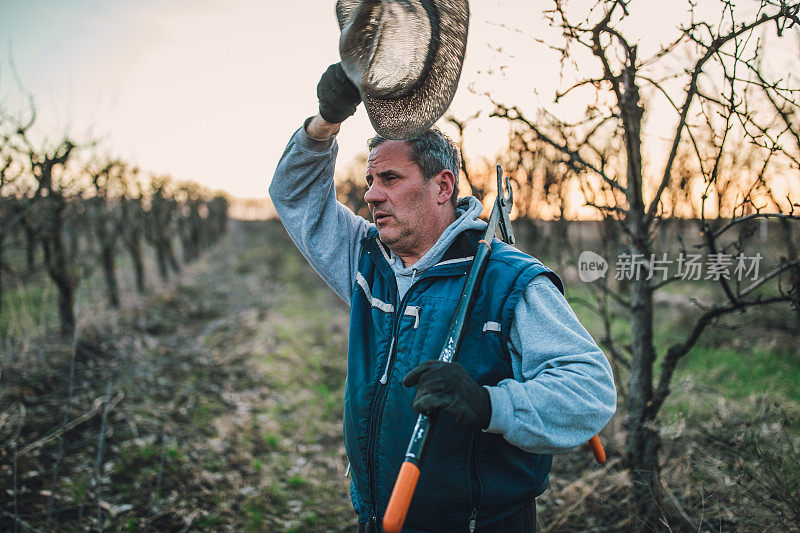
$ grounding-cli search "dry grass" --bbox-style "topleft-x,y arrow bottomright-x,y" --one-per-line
0,221 -> 352,531
538,396 -> 800,532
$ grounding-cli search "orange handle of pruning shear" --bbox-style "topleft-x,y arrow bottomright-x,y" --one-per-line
383,461 -> 421,533
589,434 -> 606,464
384,436 -> 605,533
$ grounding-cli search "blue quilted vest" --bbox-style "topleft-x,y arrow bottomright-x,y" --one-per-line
344,227 -> 564,531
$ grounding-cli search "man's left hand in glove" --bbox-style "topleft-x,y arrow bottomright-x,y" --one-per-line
403,360 -> 492,430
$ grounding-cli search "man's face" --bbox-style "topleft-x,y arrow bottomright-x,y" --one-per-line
364,140 -> 444,258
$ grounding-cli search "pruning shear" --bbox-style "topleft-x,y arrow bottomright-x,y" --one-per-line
488,164 -> 515,245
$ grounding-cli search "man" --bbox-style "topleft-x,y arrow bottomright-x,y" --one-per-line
269,63 -> 616,532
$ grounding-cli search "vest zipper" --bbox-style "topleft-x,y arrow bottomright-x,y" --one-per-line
469,431 -> 483,532
379,337 -> 395,384
363,260 -> 472,521
365,280 -> 404,520
380,268 -> 416,384
366,321 -> 397,520
364,272 -> 428,520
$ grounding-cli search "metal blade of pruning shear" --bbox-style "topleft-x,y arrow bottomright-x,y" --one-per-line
496,164 -> 515,245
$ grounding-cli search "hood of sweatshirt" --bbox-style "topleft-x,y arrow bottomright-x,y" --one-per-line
386,196 -> 487,301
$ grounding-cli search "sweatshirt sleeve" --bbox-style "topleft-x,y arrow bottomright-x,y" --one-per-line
483,275 -> 617,454
268,119 -> 373,304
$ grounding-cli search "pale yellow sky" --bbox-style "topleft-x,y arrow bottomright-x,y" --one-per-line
1,1 -> 794,200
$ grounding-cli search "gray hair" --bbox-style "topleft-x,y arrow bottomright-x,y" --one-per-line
367,127 -> 461,208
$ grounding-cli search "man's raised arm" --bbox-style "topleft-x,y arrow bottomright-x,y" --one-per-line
268,63 -> 372,304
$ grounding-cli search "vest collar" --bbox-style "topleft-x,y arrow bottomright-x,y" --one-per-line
363,229 -> 483,281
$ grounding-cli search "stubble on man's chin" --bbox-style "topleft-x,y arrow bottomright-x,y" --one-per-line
377,228 -> 414,257
377,229 -> 398,248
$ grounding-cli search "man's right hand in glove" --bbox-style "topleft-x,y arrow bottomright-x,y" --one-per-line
307,63 -> 362,140
403,360 -> 492,430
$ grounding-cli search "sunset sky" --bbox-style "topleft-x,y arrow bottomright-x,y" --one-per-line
1,1 -> 794,200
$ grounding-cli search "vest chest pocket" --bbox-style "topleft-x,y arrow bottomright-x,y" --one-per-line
452,312 -> 512,386
396,296 -> 461,377
482,321 -> 502,333
474,321 -> 513,386
389,304 -> 423,379
402,305 -> 421,329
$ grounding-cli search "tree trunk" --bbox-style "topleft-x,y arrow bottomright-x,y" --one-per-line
101,245 -> 120,308
43,233 -> 76,336
776,218 -> 800,334
626,276 -> 661,529
0,235 -> 4,320
552,216 -> 569,266
165,237 -> 181,274
626,187 -> 661,530
69,224 -> 80,259
155,242 -> 169,280
133,254 -> 145,293
190,206 -> 202,258
25,223 -> 36,272
54,272 -> 76,337
126,238 -> 146,294
179,217 -> 196,263
620,60 -> 663,529
121,200 -> 146,293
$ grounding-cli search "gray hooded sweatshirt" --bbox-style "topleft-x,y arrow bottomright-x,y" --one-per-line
269,121 -> 616,454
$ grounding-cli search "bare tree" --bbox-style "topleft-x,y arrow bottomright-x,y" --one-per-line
0,99 -> 39,320
21,135 -> 79,335
491,0 -> 800,527
85,159 -> 127,307
205,194 -> 229,245
175,182 -> 205,264
0,126 -> 23,319
119,166 -> 147,294
145,177 -> 181,280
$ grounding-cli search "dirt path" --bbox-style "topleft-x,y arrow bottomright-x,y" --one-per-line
1,220 -> 354,531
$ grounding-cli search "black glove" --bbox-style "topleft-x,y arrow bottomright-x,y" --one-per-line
317,63 -> 361,124
403,360 -> 492,430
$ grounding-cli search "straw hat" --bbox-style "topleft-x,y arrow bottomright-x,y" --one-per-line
336,0 -> 470,139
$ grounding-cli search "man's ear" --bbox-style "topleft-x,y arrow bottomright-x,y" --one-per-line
435,170 -> 456,205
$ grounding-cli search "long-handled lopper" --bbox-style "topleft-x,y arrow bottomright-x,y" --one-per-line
383,165 -> 606,533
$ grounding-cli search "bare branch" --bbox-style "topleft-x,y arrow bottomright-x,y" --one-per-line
713,212 -> 800,238
647,2 -> 799,219
554,77 -> 606,102
740,260 -> 800,298
490,104 -> 626,194
651,295 -> 793,415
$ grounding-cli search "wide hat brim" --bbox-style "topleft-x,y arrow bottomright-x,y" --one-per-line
336,0 -> 469,140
